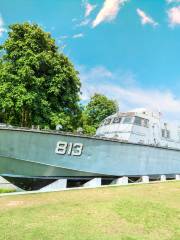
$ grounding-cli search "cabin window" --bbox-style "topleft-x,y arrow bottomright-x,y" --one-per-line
104,118 -> 111,125
161,129 -> 170,139
134,117 -> 149,127
162,129 -> 165,138
123,117 -> 132,124
134,116 -> 142,126
112,117 -> 122,124
142,119 -> 149,127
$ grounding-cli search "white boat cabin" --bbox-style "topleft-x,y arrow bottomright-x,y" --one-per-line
96,108 -> 180,149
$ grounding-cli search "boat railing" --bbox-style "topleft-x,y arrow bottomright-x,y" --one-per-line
0,123 -> 91,137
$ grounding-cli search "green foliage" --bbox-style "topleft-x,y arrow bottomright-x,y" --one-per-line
0,22 -> 81,130
82,93 -> 119,135
82,124 -> 96,136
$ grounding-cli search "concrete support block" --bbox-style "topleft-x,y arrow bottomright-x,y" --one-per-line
83,178 -> 101,188
161,175 -> 166,182
111,177 -> 128,185
142,176 -> 149,183
40,179 -> 67,191
175,174 -> 180,180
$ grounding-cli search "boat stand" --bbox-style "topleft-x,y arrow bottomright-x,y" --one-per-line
0,174 -> 180,196
40,179 -> 67,192
37,174 -> 180,191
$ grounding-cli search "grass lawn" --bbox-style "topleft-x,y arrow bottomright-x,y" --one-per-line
0,189 -> 15,194
0,181 -> 179,240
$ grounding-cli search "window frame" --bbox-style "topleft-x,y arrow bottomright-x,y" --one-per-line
134,116 -> 149,127
112,117 -> 122,124
123,117 -> 133,124
104,118 -> 112,125
161,129 -> 170,139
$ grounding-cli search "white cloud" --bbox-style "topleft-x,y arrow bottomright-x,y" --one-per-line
80,66 -> 113,81
136,8 -> 158,27
166,0 -> 180,4
92,0 -> 128,28
0,15 -> 6,37
78,18 -> 91,27
72,18 -> 77,22
84,1 -> 96,17
79,65 -> 180,121
167,6 -> 180,26
72,33 -> 84,39
60,35 -> 68,39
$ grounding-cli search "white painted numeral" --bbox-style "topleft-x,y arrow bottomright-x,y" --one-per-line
55,141 -> 68,155
67,142 -> 73,155
55,141 -> 83,156
72,143 -> 83,156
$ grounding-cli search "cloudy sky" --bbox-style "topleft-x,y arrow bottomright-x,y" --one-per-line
1,0 -> 180,121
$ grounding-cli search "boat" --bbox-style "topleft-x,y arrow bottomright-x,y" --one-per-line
0,108 -> 179,190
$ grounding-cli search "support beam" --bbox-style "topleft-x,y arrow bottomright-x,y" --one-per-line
111,177 -> 128,185
83,178 -> 101,188
175,174 -> 180,180
40,179 -> 67,191
142,176 -> 149,183
160,175 -> 166,182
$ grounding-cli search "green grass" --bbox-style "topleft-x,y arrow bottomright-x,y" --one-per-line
0,189 -> 15,194
0,181 -> 179,240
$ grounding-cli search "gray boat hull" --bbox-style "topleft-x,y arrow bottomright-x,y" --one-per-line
0,128 -> 179,189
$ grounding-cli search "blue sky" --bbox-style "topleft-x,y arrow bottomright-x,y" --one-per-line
1,0 -> 180,120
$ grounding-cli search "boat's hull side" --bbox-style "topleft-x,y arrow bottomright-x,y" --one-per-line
0,156 -> 103,178
0,128 -> 179,189
0,154 -> 103,190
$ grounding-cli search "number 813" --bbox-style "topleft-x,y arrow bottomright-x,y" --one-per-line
55,141 -> 83,156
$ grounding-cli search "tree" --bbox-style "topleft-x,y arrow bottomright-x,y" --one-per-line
82,93 -> 119,135
0,23 -> 81,130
